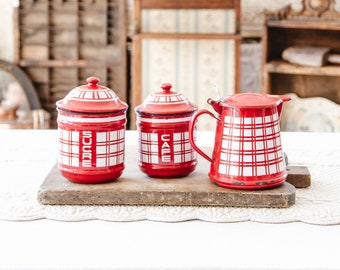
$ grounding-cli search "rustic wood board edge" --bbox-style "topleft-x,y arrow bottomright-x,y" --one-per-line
38,164 -> 297,208
286,165 -> 311,188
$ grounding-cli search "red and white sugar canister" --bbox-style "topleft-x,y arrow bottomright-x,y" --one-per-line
56,77 -> 128,184
135,83 -> 198,178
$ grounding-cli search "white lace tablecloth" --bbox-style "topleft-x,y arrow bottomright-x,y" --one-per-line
1,130 -> 340,225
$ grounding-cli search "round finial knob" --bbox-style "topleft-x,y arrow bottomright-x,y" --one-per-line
87,77 -> 100,88
309,0 -> 329,11
161,83 -> 172,93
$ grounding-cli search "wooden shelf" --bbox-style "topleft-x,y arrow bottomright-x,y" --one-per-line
17,0 -> 127,129
131,32 -> 242,40
265,60 -> 340,77
131,0 -> 241,130
267,19 -> 340,31
19,59 -> 122,68
137,0 -> 238,9
262,2 -> 340,105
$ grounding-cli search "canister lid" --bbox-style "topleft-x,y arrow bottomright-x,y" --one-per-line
56,77 -> 128,113
135,83 -> 197,115
220,93 -> 291,108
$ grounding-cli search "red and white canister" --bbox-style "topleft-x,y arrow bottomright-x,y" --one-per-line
56,77 -> 128,184
135,83 -> 198,177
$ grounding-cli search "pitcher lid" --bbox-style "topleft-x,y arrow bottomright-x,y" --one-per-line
220,93 -> 291,108
135,83 -> 197,115
56,77 -> 128,113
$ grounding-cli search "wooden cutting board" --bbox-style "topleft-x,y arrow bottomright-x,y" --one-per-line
38,146 -> 310,208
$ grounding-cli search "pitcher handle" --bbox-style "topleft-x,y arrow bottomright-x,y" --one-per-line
189,109 -> 219,163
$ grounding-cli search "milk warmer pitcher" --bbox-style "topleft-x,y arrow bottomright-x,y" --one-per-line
56,77 -> 128,184
189,93 -> 290,189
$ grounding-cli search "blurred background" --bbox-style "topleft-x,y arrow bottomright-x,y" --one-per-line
0,0 -> 339,131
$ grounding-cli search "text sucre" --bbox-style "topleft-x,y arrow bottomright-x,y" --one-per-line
82,131 -> 92,167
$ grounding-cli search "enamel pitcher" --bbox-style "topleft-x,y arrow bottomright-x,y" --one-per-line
188,93 -> 291,190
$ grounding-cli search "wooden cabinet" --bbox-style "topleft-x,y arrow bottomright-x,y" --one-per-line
262,1 -> 340,104
16,0 -> 127,128
131,0 -> 241,130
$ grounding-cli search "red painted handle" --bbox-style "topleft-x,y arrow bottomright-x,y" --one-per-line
188,109 -> 218,163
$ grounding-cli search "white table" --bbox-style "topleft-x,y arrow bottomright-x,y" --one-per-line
1,130 -> 340,269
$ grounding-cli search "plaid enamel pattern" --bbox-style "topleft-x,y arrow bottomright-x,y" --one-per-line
96,130 -> 125,167
218,113 -> 285,177
139,131 -> 196,164
59,129 -> 125,168
59,130 -> 80,167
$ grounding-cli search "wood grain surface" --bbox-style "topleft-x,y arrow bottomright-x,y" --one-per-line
37,146 -> 311,208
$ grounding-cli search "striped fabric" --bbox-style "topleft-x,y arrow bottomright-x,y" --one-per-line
141,38 -> 235,130
141,9 -> 236,34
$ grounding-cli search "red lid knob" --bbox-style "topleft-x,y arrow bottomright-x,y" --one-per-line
87,77 -> 99,89
161,83 -> 172,93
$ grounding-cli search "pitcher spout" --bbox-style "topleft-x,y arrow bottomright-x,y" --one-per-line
277,95 -> 291,118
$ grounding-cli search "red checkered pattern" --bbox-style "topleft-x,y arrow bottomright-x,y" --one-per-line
173,132 -> 196,163
218,113 -> 285,177
59,130 -> 80,167
139,131 -> 196,164
58,129 -> 125,168
96,130 -> 125,167
139,132 -> 159,164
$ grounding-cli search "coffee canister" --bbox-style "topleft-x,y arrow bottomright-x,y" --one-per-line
56,77 -> 128,184
135,83 -> 198,177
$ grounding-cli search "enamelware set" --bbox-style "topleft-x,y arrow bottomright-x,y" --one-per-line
56,77 -> 290,190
